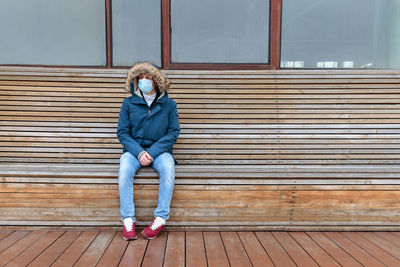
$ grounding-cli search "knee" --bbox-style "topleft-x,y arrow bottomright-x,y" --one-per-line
118,168 -> 132,186
120,152 -> 134,164
156,153 -> 175,174
161,165 -> 175,179
118,152 -> 140,184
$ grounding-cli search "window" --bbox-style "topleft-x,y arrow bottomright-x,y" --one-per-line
170,0 -> 269,64
281,0 -> 400,69
2,0 -> 399,69
112,0 -> 161,67
0,0 -> 106,66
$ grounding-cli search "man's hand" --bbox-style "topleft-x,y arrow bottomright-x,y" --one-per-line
139,152 -> 153,166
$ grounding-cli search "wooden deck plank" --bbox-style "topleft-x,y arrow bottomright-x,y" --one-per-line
342,232 -> 400,266
273,232 -> 319,267
0,230 -> 398,265
26,231 -> 81,267
0,231 -> 13,241
6,231 -> 64,267
237,232 -> 274,267
356,232 -> 400,259
185,232 -> 207,267
0,231 -> 29,253
374,232 -> 400,247
306,232 -> 363,267
73,231 -> 115,266
96,232 -> 129,267
392,232 -> 400,239
0,231 -> 46,266
164,232 -> 185,267
323,232 -> 385,267
118,238 -> 148,267
203,232 -> 230,267
141,231 -> 168,267
220,232 -> 252,267
255,231 -> 296,267
289,232 -> 341,267
51,231 -> 99,266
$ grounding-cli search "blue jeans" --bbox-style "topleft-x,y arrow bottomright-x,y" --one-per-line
118,151 -> 175,222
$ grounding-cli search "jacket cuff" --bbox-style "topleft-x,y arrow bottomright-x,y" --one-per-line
137,150 -> 147,160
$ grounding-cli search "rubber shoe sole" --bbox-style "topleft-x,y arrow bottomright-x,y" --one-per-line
123,235 -> 137,241
141,230 -> 161,240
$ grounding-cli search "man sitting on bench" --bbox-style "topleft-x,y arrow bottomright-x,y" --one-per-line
117,62 -> 180,240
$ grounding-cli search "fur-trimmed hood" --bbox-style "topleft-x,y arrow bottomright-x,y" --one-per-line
125,62 -> 170,95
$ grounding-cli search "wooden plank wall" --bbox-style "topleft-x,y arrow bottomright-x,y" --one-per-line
0,66 -> 400,230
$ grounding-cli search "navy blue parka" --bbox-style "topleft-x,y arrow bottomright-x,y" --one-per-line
117,62 -> 180,160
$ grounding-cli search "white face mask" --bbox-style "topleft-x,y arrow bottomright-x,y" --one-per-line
138,78 -> 154,94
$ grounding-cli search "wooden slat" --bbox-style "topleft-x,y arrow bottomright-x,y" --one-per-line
374,232 -> 400,247
272,232 -> 319,267
0,231 -> 30,254
356,232 -> 400,259
51,231 -> 99,266
3,158 -> 400,167
220,232 -> 252,267
141,231 -> 168,267
7,85 -> 400,95
341,232 -> 400,266
73,231 -> 115,266
0,90 -> 124,97
203,232 -> 230,267
164,232 -> 185,267
323,232 -> 385,267
387,232 -> 400,238
118,238 -> 148,267
0,231 -> 46,266
185,232 -> 207,267
96,232 -> 129,267
6,231 -> 64,267
0,85 -> 124,93
289,232 -> 341,267
0,75 -> 123,82
306,232 -> 362,267
0,231 -> 13,241
255,232 -> 296,267
27,231 -> 81,267
237,232 -> 274,267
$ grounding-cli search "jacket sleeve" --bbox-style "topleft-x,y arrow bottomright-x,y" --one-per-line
117,98 -> 145,158
147,100 -> 180,159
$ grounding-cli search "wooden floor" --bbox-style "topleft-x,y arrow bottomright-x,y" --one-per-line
0,230 -> 399,266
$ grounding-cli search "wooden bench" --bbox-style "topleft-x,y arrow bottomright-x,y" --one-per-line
1,66 -> 400,230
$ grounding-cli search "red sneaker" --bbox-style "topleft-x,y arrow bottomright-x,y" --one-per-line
122,218 -> 137,241
141,217 -> 166,239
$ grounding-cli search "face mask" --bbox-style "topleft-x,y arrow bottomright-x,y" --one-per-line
138,78 -> 154,94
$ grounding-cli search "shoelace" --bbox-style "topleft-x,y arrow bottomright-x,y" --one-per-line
150,217 -> 165,231
124,218 -> 133,232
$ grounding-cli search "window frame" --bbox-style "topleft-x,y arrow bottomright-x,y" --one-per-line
161,0 -> 282,70
0,0 -> 282,69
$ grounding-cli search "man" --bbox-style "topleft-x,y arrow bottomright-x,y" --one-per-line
117,62 -> 180,240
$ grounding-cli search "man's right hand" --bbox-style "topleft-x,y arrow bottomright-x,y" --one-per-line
139,152 -> 153,166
